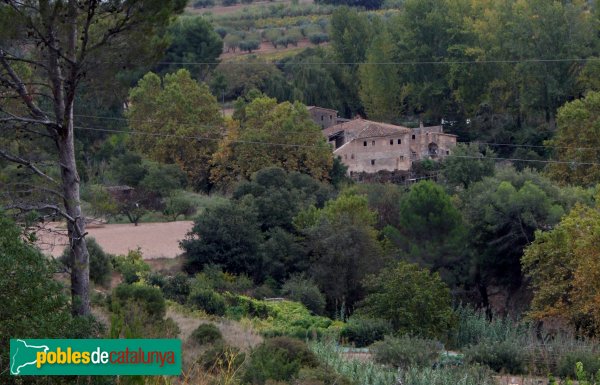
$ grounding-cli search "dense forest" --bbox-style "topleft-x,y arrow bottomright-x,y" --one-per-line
2,0 -> 600,384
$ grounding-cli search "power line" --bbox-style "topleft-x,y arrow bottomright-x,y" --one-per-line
155,58 -> 600,66
67,112 -> 600,152
71,124 -> 600,166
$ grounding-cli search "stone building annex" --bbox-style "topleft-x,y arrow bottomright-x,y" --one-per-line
307,107 -> 457,175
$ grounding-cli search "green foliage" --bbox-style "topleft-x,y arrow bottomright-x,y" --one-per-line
163,191 -> 196,221
189,289 -> 227,316
548,92 -> 600,186
462,165 -> 584,290
112,249 -> 151,284
390,180 -> 467,286
396,365 -> 496,385
111,151 -> 148,187
211,98 -> 333,187
128,69 -> 223,191
340,317 -> 392,347
0,213 -> 73,381
161,273 -> 191,304
298,193 -> 385,316
191,323 -> 223,345
464,339 -> 526,374
442,143 -> 496,189
281,274 -> 326,315
449,305 -> 526,350
522,201 -> 600,335
372,335 -> 442,369
243,337 -> 318,385
160,17 -> 223,77
182,200 -> 263,277
558,351 -> 600,380
199,342 -> 246,372
60,237 -> 113,287
234,296 -> 339,338
139,162 -> 187,197
112,283 -> 166,320
357,261 -> 454,339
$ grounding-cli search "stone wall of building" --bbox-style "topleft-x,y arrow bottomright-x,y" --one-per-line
334,133 -> 413,173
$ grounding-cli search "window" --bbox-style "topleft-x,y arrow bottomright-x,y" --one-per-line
330,115 -> 333,120
400,155 -> 404,161
372,140 -> 375,146
390,139 -> 394,145
351,154 -> 354,159
321,115 -> 324,121
446,150 -> 450,155
371,159 -> 375,165
363,141 -> 367,146
412,134 -> 416,140
397,139 -> 401,144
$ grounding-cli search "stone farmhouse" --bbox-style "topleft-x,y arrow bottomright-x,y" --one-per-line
309,109 -> 456,174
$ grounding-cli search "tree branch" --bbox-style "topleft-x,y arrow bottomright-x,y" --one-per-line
0,148 -> 58,185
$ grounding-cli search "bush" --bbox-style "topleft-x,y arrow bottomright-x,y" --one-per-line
239,39 -> 260,52
464,339 -> 526,374
396,365 -> 496,385
189,289 -> 226,316
191,323 -> 223,345
222,0 -> 238,5
193,0 -> 215,7
281,275 -> 326,315
163,192 -> 196,221
112,249 -> 150,284
340,317 -> 392,347
162,273 -> 191,304
61,237 -> 113,287
243,337 -> 318,384
557,350 -> 600,379
372,335 -> 442,369
296,367 -> 355,385
200,342 -> 246,372
308,32 -> 328,45
112,283 -> 166,320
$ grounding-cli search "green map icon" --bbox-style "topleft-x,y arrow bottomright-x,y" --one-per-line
10,339 -> 49,375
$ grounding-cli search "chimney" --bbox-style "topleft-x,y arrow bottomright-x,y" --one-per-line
419,120 -> 424,128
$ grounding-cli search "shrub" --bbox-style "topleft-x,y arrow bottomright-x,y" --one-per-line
191,323 -> 223,345
464,339 -> 526,374
162,273 -> 191,304
193,0 -> 215,7
557,350 -> 600,379
357,261 -> 454,339
239,39 -> 260,52
200,342 -> 246,372
163,192 -> 196,221
147,271 -> 166,288
296,367 -> 355,385
112,249 -> 150,284
449,304 -> 524,350
281,275 -> 326,315
396,365 -> 496,385
189,289 -> 226,316
243,337 -> 318,384
112,284 -> 166,320
340,317 -> 392,347
372,335 -> 442,369
222,0 -> 238,5
308,32 -> 328,45
60,237 -> 113,287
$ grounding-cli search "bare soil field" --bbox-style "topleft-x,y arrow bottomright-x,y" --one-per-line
35,221 -> 193,259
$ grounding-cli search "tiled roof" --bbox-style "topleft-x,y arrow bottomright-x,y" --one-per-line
323,118 -> 410,138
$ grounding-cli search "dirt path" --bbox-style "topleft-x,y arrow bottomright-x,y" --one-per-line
35,221 -> 193,259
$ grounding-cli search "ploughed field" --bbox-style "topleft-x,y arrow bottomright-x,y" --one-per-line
35,221 -> 193,259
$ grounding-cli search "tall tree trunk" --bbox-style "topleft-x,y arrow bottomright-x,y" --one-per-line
58,121 -> 90,316
61,0 -> 90,317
